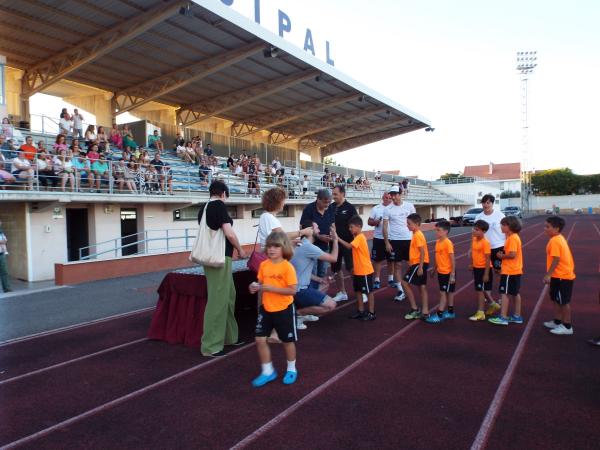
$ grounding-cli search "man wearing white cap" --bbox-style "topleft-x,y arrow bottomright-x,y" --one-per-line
383,186 -> 416,301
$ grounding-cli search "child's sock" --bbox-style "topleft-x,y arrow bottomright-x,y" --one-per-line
287,360 -> 297,373
388,275 -> 394,282
437,310 -> 444,318
374,277 -> 380,282
448,306 -> 454,313
554,319 -> 562,325
261,362 -> 274,376
563,323 -> 572,329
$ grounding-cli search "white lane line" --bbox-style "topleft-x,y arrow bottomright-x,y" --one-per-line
0,338 -> 149,386
0,307 -> 154,348
470,222 -> 577,450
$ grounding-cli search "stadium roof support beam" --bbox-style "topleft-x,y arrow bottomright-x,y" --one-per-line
300,116 -> 412,151
21,0 -> 187,96
112,41 -> 264,114
270,107 -> 389,145
177,69 -> 320,127
320,125 -> 423,157
231,92 -> 360,138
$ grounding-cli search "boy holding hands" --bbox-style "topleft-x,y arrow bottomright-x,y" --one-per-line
426,220 -> 455,323
469,220 -> 499,321
402,213 -> 430,320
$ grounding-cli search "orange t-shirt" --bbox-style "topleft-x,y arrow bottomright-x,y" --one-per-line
257,259 -> 297,312
435,238 -> 454,274
20,144 -> 37,160
501,233 -> 523,275
350,233 -> 374,276
471,237 -> 492,269
546,234 -> 575,280
409,229 -> 430,266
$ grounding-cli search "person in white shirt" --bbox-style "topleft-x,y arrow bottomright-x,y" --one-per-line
271,157 -> 281,172
383,185 -> 416,301
72,109 -> 84,139
474,194 -> 506,273
11,150 -> 34,189
368,192 -> 394,290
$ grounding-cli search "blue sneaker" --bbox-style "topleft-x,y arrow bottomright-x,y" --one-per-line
489,316 -> 509,326
373,280 -> 381,289
508,314 -> 524,324
442,311 -> 456,320
425,313 -> 442,324
252,371 -> 278,388
283,370 -> 298,385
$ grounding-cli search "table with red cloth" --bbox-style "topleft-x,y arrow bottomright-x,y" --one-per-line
148,268 -> 257,348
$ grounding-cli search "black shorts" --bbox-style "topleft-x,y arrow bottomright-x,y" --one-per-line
353,273 -> 374,294
332,245 -> 353,273
437,273 -> 456,293
255,304 -> 297,342
499,274 -> 521,296
371,238 -> 391,262
549,278 -> 574,305
473,267 -> 493,292
390,240 -> 410,262
491,247 -> 504,271
403,263 -> 429,286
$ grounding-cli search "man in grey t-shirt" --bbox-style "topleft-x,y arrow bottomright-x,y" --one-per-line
291,224 -> 339,326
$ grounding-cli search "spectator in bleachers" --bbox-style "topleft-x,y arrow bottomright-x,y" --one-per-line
233,161 -> 243,177
54,151 -> 75,192
247,157 -> 260,196
87,144 -> 100,163
148,130 -> 164,152
176,141 -> 193,163
59,110 -> 72,136
150,152 -> 173,195
1,117 -> 13,139
402,178 -> 409,193
37,140 -> 47,155
97,126 -> 107,152
199,160 -> 210,186
69,138 -> 81,154
110,123 -> 123,149
72,109 -> 84,139
37,150 -> 56,190
140,149 -> 151,165
91,153 -> 110,193
53,134 -> 68,154
204,143 -> 214,157
173,132 -> 185,149
11,150 -> 34,190
73,153 -> 93,192
375,170 -> 382,181
84,125 -> 97,150
122,125 -> 138,149
19,136 -> 37,161
302,174 -> 309,197
227,154 -> 235,171
363,176 -> 371,191
271,156 -> 282,173
145,164 -> 159,193
0,152 -> 16,186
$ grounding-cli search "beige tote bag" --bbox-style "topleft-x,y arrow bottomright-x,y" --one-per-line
189,200 -> 226,267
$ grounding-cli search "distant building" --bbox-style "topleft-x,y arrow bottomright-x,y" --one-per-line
463,162 -> 521,181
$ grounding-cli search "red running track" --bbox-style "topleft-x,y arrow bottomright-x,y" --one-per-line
1,216 -> 598,450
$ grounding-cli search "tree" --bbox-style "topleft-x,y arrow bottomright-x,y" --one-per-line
531,168 -> 580,196
439,172 -> 462,180
323,156 -> 341,167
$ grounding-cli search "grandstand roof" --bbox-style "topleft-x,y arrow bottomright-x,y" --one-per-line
0,0 -> 430,156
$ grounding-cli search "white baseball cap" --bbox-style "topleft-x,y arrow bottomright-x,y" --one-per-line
389,186 -> 400,194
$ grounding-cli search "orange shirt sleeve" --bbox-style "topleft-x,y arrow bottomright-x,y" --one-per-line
483,239 -> 491,255
416,232 -> 426,249
505,235 -> 517,254
446,240 -> 454,254
548,239 -> 561,258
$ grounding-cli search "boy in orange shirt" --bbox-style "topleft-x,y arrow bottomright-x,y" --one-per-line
542,216 -> 576,335
337,216 -> 376,321
249,231 -> 299,387
489,216 -> 524,326
402,213 -> 430,320
426,220 -> 455,323
469,220 -> 500,321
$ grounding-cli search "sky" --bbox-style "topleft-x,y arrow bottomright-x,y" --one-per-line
226,0 -> 600,179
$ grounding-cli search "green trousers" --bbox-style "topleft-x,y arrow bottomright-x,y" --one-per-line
0,253 -> 9,291
201,257 -> 238,354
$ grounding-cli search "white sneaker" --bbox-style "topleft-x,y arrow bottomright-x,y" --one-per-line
298,314 -> 319,322
544,320 -> 560,329
333,292 -> 348,302
362,294 -> 368,303
550,324 -> 573,335
394,291 -> 406,302
296,319 -> 307,330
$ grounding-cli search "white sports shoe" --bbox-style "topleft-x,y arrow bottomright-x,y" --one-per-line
298,314 -> 319,322
362,294 -> 368,303
550,324 -> 573,335
394,291 -> 406,302
296,319 -> 307,330
333,292 -> 348,302
543,320 -> 560,329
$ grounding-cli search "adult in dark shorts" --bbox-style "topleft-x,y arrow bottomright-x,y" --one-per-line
290,224 -> 339,329
383,186 -> 416,301
327,185 -> 357,302
475,194 -> 505,273
368,192 -> 394,289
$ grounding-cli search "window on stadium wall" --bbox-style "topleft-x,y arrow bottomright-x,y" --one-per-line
251,206 -> 289,219
173,205 -> 238,221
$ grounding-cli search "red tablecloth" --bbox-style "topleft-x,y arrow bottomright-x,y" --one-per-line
148,270 -> 257,348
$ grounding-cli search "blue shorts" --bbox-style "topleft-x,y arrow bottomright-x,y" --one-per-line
294,288 -> 326,308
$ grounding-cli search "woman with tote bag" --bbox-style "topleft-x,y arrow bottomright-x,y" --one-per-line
196,180 -> 246,357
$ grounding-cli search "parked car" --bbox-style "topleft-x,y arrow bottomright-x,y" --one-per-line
461,207 -> 483,225
501,206 -> 523,218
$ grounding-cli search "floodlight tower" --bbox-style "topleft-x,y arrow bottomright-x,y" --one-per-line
516,51 -> 537,214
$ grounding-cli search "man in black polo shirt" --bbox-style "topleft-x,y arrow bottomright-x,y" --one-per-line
300,188 -> 335,289
150,152 -> 173,195
328,184 -> 358,302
